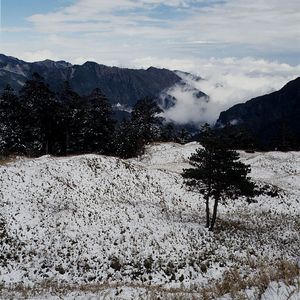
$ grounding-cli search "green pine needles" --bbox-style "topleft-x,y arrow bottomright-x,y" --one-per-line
182,124 -> 255,231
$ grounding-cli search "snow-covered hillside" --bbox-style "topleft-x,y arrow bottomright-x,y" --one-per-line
0,143 -> 299,299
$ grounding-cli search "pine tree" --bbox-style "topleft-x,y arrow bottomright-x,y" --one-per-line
217,123 -> 257,151
83,88 -> 115,154
0,85 -> 23,155
114,119 -> 144,158
56,81 -> 85,154
271,119 -> 299,151
160,123 -> 177,142
131,97 -> 163,144
114,97 -> 162,158
19,73 -> 56,155
182,124 -> 255,231
176,128 -> 191,144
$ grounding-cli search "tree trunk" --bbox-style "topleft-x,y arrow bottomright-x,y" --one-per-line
209,198 -> 219,231
205,195 -> 210,228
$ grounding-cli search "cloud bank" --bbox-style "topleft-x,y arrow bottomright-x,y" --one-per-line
132,57 -> 300,125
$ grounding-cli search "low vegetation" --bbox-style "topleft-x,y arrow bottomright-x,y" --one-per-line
0,143 -> 299,299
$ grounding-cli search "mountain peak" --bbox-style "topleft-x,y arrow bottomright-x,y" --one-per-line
36,59 -> 72,69
281,76 -> 300,90
0,53 -> 25,65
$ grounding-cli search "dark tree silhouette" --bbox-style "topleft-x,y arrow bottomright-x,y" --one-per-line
217,123 -> 258,151
176,128 -> 191,144
182,124 -> 255,231
83,88 -> 115,154
19,73 -> 56,155
114,97 -> 162,158
131,96 -> 163,143
113,119 -> 143,158
0,85 -> 23,155
56,81 -> 85,154
1,76 -> 169,159
160,123 -> 177,142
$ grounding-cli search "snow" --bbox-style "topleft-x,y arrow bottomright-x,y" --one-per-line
261,281 -> 300,300
3,64 -> 27,77
218,281 -> 300,300
132,142 -> 200,173
0,142 -> 299,299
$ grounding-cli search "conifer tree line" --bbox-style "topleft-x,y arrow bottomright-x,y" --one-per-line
0,73 -> 187,158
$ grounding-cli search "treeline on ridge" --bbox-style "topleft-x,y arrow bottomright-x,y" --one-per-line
1,72 -> 296,159
0,73 -> 190,159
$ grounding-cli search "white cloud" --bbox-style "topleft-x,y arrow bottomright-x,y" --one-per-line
133,56 -> 300,125
0,27 -> 30,33
178,0 -> 300,50
161,84 -> 210,125
22,50 -> 58,62
2,0 -> 299,66
24,0 -> 300,54
26,0 -> 192,33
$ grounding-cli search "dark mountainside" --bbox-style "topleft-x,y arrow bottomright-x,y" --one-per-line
0,54 -> 183,107
216,77 -> 300,148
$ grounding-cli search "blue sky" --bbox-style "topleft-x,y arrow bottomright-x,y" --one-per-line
2,0 -> 65,26
0,0 -> 299,67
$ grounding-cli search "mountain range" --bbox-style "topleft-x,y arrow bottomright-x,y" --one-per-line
1,53 -> 299,147
216,77 -> 300,147
0,54 -> 206,109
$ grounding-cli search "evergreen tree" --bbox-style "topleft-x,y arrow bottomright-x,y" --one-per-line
114,97 -> 162,158
19,73 -> 56,155
114,119 -> 144,158
176,128 -> 191,144
83,88 -> 115,154
217,123 -> 257,151
271,119 -> 299,151
0,85 -> 23,155
182,124 -> 255,231
131,97 -> 163,144
160,123 -> 177,142
56,81 -> 85,154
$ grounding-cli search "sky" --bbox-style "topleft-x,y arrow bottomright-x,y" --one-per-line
0,0 -> 300,123
1,0 -> 299,65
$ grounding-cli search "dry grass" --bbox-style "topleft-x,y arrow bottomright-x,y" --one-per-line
0,155 -> 18,165
199,260 -> 299,300
1,260 -> 298,300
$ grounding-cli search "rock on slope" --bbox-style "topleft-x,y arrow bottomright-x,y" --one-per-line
0,143 -> 299,299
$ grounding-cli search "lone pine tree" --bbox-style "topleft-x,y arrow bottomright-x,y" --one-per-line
182,124 -> 255,231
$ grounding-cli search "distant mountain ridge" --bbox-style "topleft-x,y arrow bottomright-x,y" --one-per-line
0,54 -> 198,107
216,77 -> 300,147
